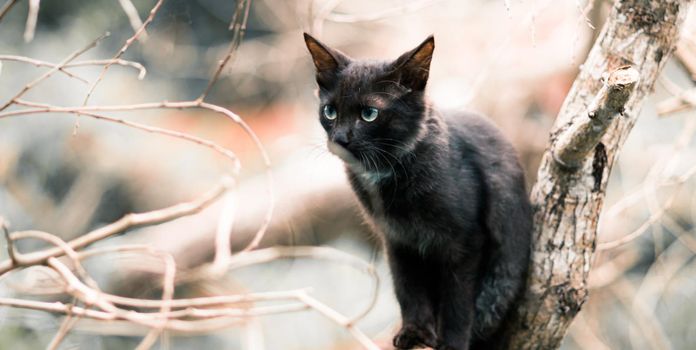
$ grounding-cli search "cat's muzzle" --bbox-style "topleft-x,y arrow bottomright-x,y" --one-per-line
327,140 -> 361,166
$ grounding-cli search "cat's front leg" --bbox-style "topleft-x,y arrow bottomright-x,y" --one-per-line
387,242 -> 438,349
435,258 -> 479,350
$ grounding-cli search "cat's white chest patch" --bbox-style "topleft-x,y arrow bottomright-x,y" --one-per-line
358,170 -> 391,187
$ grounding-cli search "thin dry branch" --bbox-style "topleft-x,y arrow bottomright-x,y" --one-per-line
598,116 -> 696,250
0,0 -> 20,22
5,101 -> 241,172
0,296 -> 310,323
71,59 -> 147,79
0,32 -> 109,111
136,250 -> 176,350
0,217 -> 16,264
656,75 -> 696,115
0,56 -> 148,83
0,55 -> 89,83
12,230 -> 95,282
0,179 -> 230,275
7,230 -> 106,348
197,0 -> 251,101
118,0 -> 149,42
23,0 -> 39,42
610,278 -> 672,350
2,224 -> 380,345
47,308 -> 81,350
0,100 -> 275,253
223,246 -> 380,324
80,0 -> 163,109
2,245 -> 377,343
575,0 -> 596,30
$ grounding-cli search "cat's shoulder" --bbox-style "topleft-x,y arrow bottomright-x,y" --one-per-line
442,109 -> 525,181
441,109 -> 508,147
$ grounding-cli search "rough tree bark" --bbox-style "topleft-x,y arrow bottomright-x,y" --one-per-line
503,0 -> 691,349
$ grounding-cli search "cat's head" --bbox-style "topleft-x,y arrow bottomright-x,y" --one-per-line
304,33 -> 435,171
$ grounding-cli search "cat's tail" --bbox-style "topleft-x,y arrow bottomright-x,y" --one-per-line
473,172 -> 533,340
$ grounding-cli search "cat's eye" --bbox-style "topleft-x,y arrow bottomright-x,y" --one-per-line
361,107 -> 379,122
322,105 -> 337,120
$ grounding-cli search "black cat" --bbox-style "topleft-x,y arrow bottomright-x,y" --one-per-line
304,33 -> 532,350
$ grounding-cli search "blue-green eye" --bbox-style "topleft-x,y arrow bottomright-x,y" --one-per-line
361,107 -> 379,122
322,105 -> 337,120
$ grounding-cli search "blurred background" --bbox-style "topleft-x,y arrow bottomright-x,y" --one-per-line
1,0 -> 696,349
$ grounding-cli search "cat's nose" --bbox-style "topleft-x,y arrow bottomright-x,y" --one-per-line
332,130 -> 351,148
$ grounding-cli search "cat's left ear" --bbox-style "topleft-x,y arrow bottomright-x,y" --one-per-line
388,35 -> 435,91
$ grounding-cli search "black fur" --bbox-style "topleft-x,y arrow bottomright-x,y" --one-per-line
304,33 -> 532,350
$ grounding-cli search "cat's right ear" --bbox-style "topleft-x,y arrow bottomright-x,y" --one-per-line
304,33 -> 349,88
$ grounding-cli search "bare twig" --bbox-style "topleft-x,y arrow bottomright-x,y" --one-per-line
23,0 -> 39,42
118,0 -> 148,42
0,32 -> 109,111
0,218 -> 16,264
47,306 -> 80,350
0,297 -> 115,320
610,278 -> 672,350
3,251 -> 374,340
11,230 -> 95,283
0,55 -> 89,83
211,189 -> 237,271
296,291 -> 380,350
598,192 -> 677,249
136,251 -> 176,350
4,229 -> 380,345
598,116 -> 696,250
0,99 -> 276,254
575,0 -> 596,30
8,230 -> 99,349
200,101 -> 274,252
5,101 -> 241,172
0,179 -> 230,275
223,246 -> 379,324
0,0 -> 20,22
197,0 -> 251,101
567,313 -> 612,350
79,0 -> 164,117
70,59 -> 147,79
0,56 -> 148,83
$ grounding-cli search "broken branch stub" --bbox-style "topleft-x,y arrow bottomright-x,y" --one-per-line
553,66 -> 640,169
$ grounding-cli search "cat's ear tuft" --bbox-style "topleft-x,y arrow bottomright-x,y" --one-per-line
390,35 -> 435,91
303,33 -> 349,88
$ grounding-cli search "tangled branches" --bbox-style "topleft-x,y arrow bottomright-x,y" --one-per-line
0,1 -> 379,349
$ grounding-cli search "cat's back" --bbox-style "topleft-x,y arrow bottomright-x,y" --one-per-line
444,111 -> 514,158
443,110 -> 527,191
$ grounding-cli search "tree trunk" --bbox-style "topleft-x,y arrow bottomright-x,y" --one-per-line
503,0 -> 691,348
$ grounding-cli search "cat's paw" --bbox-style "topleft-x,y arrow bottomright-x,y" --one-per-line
393,324 -> 437,349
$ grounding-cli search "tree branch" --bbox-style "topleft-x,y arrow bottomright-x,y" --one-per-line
552,66 -> 639,169
0,179 -> 230,275
503,0 -> 691,348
